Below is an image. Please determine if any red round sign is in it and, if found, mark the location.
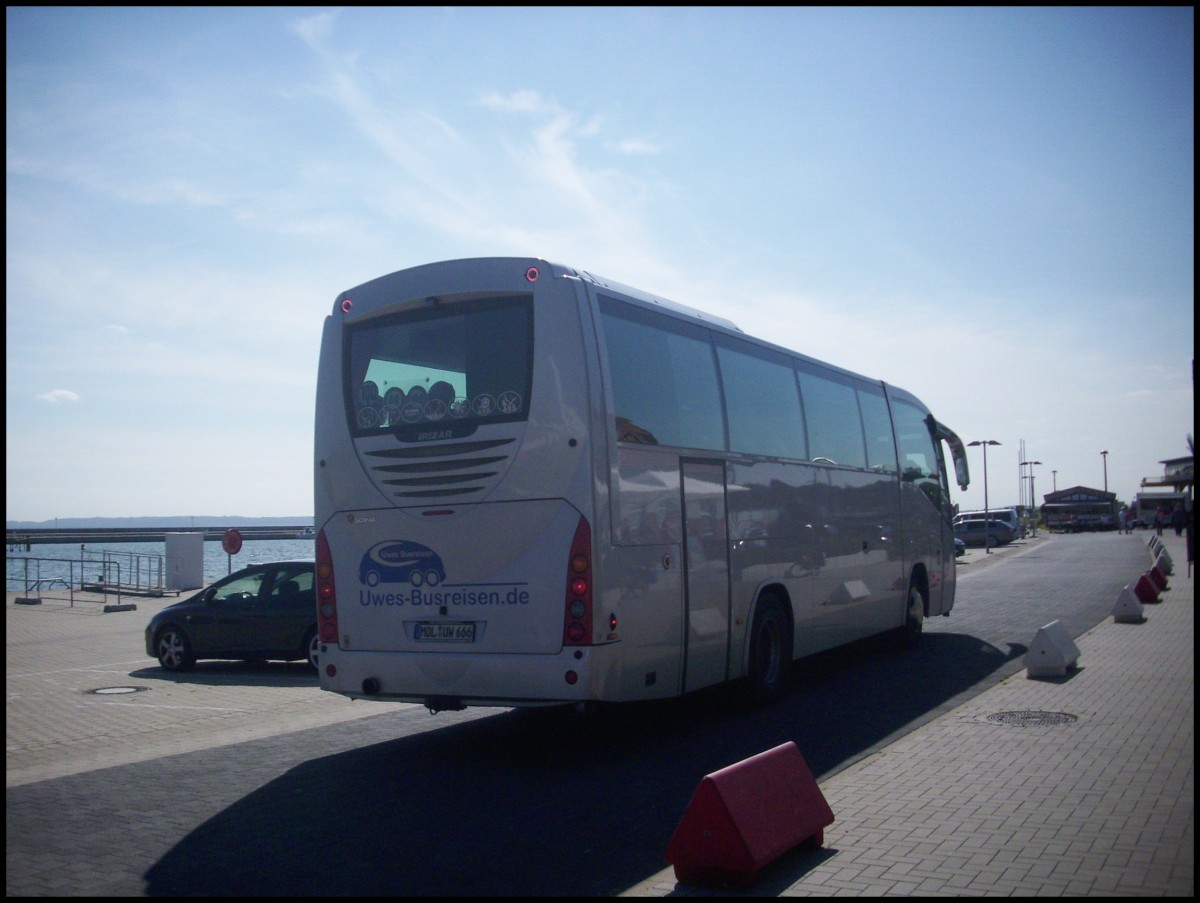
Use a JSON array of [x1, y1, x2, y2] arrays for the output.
[[221, 528, 243, 555]]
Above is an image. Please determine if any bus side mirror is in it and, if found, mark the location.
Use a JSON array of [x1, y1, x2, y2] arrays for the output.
[[954, 458, 970, 491]]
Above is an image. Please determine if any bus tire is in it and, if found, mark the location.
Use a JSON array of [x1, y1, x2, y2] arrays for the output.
[[901, 580, 925, 648], [745, 593, 792, 707]]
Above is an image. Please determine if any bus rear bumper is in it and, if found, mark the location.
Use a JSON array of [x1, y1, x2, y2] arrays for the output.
[[317, 645, 600, 709]]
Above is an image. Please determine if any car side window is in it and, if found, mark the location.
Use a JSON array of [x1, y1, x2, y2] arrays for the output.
[[268, 566, 315, 607], [211, 570, 265, 606]]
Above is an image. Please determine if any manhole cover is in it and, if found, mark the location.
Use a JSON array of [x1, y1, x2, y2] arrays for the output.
[[986, 710, 1077, 727], [88, 686, 149, 696]]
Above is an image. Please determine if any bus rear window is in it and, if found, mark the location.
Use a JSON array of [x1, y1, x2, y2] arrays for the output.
[[345, 294, 533, 439]]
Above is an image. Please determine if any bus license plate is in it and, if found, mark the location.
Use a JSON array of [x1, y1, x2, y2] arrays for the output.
[[414, 622, 475, 643]]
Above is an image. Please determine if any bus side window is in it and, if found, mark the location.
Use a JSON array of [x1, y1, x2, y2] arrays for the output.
[[715, 336, 807, 460], [893, 399, 951, 516], [795, 364, 867, 468], [858, 384, 898, 473], [599, 295, 723, 451]]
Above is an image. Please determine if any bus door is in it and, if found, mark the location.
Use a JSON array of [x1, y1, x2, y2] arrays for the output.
[[680, 459, 732, 693]]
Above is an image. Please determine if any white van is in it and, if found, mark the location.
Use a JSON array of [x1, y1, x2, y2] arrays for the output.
[[955, 508, 1024, 539]]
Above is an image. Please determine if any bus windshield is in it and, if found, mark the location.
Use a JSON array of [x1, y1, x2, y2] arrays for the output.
[[344, 294, 533, 438]]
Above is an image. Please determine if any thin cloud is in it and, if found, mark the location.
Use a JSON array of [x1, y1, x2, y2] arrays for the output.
[[614, 138, 660, 155], [478, 89, 547, 115], [35, 389, 80, 404], [291, 17, 667, 264]]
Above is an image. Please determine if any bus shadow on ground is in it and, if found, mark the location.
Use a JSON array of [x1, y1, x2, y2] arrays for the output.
[[143, 631, 1022, 897]]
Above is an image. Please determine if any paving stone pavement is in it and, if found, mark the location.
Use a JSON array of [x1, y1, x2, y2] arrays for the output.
[[622, 532, 1194, 896], [5, 591, 415, 790], [6, 533, 1193, 896]]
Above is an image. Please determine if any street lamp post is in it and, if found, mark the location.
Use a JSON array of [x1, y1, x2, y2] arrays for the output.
[[968, 440, 1002, 553], [1022, 461, 1042, 536], [1101, 450, 1112, 526]]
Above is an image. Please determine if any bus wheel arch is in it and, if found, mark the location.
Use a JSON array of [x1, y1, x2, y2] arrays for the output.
[[744, 587, 794, 706]]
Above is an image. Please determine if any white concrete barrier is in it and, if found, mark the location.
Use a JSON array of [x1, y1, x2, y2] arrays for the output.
[[1024, 619, 1081, 677], [1112, 586, 1145, 624]]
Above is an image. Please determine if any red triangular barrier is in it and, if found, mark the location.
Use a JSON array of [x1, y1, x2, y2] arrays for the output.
[[1133, 573, 1160, 603], [1150, 563, 1170, 591], [664, 741, 833, 886]]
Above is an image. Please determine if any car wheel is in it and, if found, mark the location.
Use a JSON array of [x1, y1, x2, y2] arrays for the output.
[[745, 593, 792, 707], [901, 580, 925, 648], [156, 625, 196, 672], [304, 627, 319, 671]]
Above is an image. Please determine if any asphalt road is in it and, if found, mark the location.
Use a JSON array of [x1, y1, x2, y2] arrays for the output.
[[6, 531, 1148, 896]]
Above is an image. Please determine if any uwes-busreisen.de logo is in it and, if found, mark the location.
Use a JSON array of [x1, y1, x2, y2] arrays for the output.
[[357, 540, 528, 608]]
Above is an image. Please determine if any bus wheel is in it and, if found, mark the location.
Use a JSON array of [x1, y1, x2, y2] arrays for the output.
[[901, 581, 925, 648], [746, 593, 792, 707]]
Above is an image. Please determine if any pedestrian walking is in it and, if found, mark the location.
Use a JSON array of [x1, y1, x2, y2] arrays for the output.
[[1155, 506, 1166, 536], [1171, 503, 1186, 538]]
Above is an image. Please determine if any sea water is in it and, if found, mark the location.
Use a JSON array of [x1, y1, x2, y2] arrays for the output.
[[6, 537, 317, 593]]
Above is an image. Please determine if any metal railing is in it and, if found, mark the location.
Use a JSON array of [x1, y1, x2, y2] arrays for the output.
[[8, 557, 119, 607], [7, 548, 167, 608], [82, 548, 166, 595]]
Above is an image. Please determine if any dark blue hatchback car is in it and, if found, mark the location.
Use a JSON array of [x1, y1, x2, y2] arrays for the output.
[[145, 560, 317, 672]]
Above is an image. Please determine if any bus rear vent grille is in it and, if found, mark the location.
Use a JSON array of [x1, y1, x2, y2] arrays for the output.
[[364, 438, 516, 499]]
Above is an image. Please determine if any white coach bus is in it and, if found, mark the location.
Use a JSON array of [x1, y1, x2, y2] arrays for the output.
[[314, 258, 969, 712]]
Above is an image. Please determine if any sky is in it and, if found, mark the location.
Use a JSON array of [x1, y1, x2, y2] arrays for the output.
[[6, 7, 1194, 522]]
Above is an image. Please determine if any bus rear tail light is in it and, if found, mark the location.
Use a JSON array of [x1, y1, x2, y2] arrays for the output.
[[563, 517, 593, 646], [316, 530, 339, 647]]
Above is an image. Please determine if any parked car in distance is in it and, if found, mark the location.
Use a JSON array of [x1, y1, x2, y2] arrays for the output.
[[145, 560, 317, 672], [954, 537, 967, 557], [954, 517, 1016, 548], [956, 507, 1024, 539]]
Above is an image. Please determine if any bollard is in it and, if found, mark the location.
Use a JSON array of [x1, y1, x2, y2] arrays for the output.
[[1133, 572, 1160, 603], [1147, 566, 1169, 593], [1112, 586, 1145, 623], [665, 741, 833, 887], [1024, 619, 1081, 677]]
